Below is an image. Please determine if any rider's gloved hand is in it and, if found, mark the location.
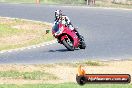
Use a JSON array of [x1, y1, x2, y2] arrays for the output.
[[69, 25, 74, 30]]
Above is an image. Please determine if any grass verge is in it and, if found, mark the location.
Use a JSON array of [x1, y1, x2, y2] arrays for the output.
[[0, 60, 131, 84], [95, 1, 132, 9], [56, 60, 105, 67], [0, 0, 86, 5], [0, 0, 132, 9], [0, 71, 58, 80], [0, 17, 54, 51], [0, 83, 131, 88]]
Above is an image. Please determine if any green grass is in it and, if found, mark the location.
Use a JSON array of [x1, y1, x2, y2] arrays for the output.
[[0, 83, 131, 88], [0, 17, 54, 51], [95, 1, 132, 9], [1, 0, 132, 9], [41, 0, 86, 5], [0, 71, 58, 80], [56, 60, 105, 67], [0, 33, 53, 51], [0, 24, 23, 37], [0, 0, 35, 3], [83, 60, 104, 66], [0, 0, 86, 4]]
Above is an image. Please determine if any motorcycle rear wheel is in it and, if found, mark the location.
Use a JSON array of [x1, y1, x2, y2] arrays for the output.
[[62, 38, 74, 51]]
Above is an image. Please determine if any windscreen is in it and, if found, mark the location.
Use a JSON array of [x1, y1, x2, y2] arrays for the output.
[[52, 23, 59, 33]]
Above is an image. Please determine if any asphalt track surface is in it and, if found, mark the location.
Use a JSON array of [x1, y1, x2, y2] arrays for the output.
[[0, 3, 132, 64]]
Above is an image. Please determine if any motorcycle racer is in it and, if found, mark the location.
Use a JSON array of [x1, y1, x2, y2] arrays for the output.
[[52, 10, 86, 51], [54, 10, 81, 38]]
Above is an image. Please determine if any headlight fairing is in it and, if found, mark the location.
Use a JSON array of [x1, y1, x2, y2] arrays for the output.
[[54, 26, 64, 36]]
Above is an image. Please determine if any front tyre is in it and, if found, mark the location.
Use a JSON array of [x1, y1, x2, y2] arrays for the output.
[[79, 35, 86, 49], [79, 41, 86, 49], [62, 38, 74, 51]]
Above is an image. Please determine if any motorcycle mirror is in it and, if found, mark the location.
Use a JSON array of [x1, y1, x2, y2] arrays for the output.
[[75, 27, 78, 29]]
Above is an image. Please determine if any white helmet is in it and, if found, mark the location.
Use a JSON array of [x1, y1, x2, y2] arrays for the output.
[[55, 10, 62, 19]]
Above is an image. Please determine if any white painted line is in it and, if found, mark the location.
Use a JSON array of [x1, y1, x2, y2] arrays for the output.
[[0, 52, 4, 54], [0, 40, 57, 54], [27, 47, 31, 49], [46, 44, 50, 45], [8, 50, 12, 53], [49, 42, 54, 44], [113, 59, 120, 61], [32, 46, 37, 48], [37, 46, 40, 48], [101, 59, 109, 62], [20, 48, 24, 51], [41, 45, 45, 46]]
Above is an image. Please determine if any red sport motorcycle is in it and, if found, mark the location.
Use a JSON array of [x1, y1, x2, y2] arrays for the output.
[[52, 22, 86, 51]]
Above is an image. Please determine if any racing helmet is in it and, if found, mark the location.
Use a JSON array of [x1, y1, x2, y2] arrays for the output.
[[55, 10, 62, 19]]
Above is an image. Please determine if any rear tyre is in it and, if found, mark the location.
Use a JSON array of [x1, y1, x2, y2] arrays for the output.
[[62, 38, 74, 51]]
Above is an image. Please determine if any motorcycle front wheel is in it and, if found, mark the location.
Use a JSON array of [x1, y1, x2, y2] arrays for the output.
[[62, 38, 75, 51], [79, 35, 86, 49]]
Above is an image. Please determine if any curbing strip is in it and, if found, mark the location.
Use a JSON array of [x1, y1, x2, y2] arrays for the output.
[[0, 40, 57, 54]]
